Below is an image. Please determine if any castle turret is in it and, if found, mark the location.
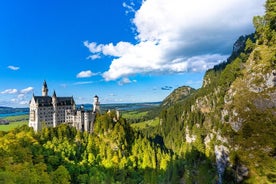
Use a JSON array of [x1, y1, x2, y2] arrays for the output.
[[52, 90, 57, 127], [42, 80, 48, 96], [93, 95, 100, 113], [84, 111, 91, 132]]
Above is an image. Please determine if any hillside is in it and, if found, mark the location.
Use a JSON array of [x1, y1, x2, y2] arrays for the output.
[[153, 1, 276, 183], [0, 106, 29, 116], [161, 86, 195, 108]]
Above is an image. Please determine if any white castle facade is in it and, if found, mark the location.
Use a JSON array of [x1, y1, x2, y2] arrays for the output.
[[29, 81, 100, 132]]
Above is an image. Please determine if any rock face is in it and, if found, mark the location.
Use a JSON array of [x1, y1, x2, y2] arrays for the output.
[[232, 35, 247, 54], [215, 145, 229, 184], [185, 127, 196, 143], [266, 70, 276, 87], [236, 165, 249, 183]]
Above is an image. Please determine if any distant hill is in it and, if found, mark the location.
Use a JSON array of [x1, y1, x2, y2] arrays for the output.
[[161, 86, 195, 108], [0, 107, 29, 115]]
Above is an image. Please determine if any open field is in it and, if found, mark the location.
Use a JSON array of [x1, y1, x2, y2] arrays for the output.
[[0, 115, 28, 131], [0, 121, 28, 131], [131, 118, 160, 130], [122, 110, 148, 119]]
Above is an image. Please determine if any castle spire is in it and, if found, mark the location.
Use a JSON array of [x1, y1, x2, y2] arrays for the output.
[[93, 95, 100, 113], [53, 90, 56, 98], [42, 80, 48, 96]]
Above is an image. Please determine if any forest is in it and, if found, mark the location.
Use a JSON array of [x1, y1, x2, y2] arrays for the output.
[[0, 112, 177, 184]]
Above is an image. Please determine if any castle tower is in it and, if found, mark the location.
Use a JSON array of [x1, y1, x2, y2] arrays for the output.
[[93, 95, 100, 113], [52, 90, 57, 127], [42, 80, 48, 96], [84, 112, 90, 132]]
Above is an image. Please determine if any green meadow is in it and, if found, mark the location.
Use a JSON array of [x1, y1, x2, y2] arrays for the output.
[[131, 118, 160, 130], [0, 115, 28, 131]]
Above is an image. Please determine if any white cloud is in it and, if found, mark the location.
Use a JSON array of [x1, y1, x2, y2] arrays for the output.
[[17, 94, 25, 99], [118, 77, 134, 86], [20, 87, 34, 94], [85, 0, 265, 81], [84, 41, 102, 53], [76, 70, 98, 78], [0, 86, 34, 107], [73, 81, 93, 85], [8, 65, 20, 71], [122, 2, 136, 14], [84, 41, 134, 58], [11, 98, 17, 102], [1, 87, 33, 95], [1, 89, 18, 94], [19, 101, 29, 105], [87, 54, 101, 60]]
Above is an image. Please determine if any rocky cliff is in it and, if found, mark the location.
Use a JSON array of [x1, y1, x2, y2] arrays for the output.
[[157, 1, 276, 183]]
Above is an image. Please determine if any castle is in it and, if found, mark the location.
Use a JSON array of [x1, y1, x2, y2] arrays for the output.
[[29, 81, 100, 132]]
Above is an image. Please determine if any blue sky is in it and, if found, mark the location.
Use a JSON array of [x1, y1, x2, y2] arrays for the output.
[[0, 0, 265, 107]]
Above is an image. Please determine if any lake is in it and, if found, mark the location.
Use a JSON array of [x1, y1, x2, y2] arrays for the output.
[[0, 111, 29, 118]]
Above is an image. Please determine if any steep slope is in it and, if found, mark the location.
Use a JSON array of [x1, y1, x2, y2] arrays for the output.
[[156, 1, 276, 183]]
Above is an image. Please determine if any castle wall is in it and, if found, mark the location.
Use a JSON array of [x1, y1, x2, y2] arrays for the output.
[[29, 98, 39, 131], [55, 105, 73, 125], [37, 106, 54, 127]]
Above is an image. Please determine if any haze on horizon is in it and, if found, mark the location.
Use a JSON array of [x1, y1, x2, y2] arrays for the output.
[[0, 0, 265, 107]]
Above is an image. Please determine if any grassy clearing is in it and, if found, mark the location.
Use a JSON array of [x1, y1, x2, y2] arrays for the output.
[[122, 111, 148, 119], [3, 114, 28, 122], [0, 121, 28, 131], [131, 118, 160, 130], [0, 115, 29, 131]]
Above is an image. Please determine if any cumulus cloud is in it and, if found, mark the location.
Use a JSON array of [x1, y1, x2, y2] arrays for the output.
[[85, 0, 265, 81], [19, 101, 29, 105], [73, 81, 93, 85], [17, 94, 25, 99], [76, 70, 98, 78], [87, 54, 101, 60], [1, 89, 18, 94], [122, 1, 136, 14], [118, 77, 136, 86], [20, 87, 34, 94], [8, 65, 20, 71], [0, 86, 34, 107], [1, 87, 33, 95]]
